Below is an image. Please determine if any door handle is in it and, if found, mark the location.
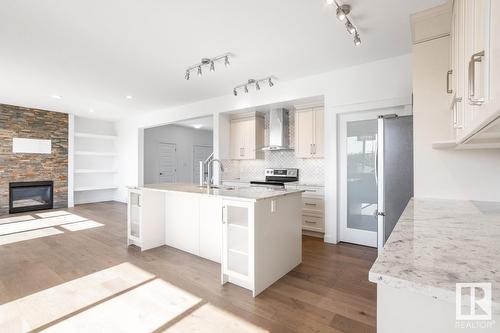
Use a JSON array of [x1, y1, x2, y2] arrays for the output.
[[468, 51, 485, 105], [446, 70, 453, 94]]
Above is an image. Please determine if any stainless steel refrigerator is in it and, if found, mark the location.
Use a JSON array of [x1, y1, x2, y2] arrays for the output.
[[376, 115, 414, 253]]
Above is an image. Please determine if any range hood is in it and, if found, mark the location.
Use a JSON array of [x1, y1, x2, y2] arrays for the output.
[[259, 108, 293, 151]]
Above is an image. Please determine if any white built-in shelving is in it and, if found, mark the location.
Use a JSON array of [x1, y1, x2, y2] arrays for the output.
[[73, 117, 118, 204]]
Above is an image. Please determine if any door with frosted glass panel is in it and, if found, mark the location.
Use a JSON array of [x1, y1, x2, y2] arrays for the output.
[[339, 112, 379, 247]]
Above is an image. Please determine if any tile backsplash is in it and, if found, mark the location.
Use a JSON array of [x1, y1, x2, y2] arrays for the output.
[[222, 109, 324, 186]]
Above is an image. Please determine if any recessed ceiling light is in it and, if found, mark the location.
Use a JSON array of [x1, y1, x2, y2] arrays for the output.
[[125, 95, 133, 99], [51, 95, 62, 99], [326, 0, 335, 4], [89, 108, 95, 113], [193, 124, 202, 129]]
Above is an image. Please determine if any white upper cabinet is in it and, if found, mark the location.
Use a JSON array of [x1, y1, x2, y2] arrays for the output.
[[294, 107, 324, 158], [229, 113, 264, 160], [415, 0, 500, 149]]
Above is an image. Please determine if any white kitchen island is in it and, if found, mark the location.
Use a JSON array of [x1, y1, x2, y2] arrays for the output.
[[127, 183, 303, 297]]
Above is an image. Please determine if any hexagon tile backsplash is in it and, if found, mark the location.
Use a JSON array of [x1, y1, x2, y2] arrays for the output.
[[222, 151, 324, 186]]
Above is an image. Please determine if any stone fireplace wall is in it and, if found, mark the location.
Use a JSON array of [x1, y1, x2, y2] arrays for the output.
[[0, 104, 68, 215]]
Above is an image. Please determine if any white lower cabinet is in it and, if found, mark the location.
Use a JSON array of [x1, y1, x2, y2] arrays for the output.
[[285, 184, 325, 235], [165, 192, 200, 255], [164, 192, 222, 263], [221, 200, 253, 291], [199, 196, 222, 263], [127, 188, 166, 251]]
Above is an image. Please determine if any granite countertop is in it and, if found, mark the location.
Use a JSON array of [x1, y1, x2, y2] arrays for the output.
[[369, 198, 500, 309], [140, 183, 304, 201]]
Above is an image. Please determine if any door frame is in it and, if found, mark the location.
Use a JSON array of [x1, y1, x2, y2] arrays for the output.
[[158, 142, 177, 183], [338, 110, 380, 247], [338, 106, 412, 247], [192, 144, 213, 183]]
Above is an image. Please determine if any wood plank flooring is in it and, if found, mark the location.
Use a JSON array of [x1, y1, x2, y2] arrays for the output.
[[0, 201, 377, 333]]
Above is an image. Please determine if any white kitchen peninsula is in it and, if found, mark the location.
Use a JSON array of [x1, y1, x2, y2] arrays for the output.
[[127, 183, 303, 296]]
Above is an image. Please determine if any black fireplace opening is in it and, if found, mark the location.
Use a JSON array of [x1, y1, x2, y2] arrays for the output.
[[9, 181, 54, 214]]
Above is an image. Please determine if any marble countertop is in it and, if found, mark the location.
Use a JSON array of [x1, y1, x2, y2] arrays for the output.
[[139, 183, 304, 201], [369, 198, 500, 308]]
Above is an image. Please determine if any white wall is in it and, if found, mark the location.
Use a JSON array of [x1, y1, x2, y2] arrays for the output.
[[413, 37, 500, 202], [115, 54, 413, 244], [144, 124, 213, 184]]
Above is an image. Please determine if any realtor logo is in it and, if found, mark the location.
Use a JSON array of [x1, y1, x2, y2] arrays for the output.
[[456, 283, 492, 321]]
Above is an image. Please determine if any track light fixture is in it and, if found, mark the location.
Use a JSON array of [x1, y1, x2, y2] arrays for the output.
[[185, 53, 233, 80], [336, 5, 349, 21], [233, 77, 277, 96], [329, 1, 361, 46], [345, 20, 356, 34], [354, 33, 361, 46]]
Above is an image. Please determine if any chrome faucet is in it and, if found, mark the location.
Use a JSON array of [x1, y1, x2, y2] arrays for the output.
[[207, 159, 224, 190]]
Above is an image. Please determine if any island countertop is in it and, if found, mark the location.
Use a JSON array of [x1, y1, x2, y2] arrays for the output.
[[369, 198, 500, 308], [138, 183, 304, 201]]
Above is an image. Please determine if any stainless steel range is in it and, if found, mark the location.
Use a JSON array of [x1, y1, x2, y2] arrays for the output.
[[250, 168, 299, 189]]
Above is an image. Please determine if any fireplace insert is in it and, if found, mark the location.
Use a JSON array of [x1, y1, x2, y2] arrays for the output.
[[9, 181, 54, 214]]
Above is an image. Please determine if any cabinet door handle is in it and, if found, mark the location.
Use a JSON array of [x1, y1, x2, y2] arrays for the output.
[[305, 203, 317, 206], [239, 148, 244, 157], [304, 220, 316, 224], [468, 51, 485, 105], [310, 143, 313, 155], [446, 70, 453, 94]]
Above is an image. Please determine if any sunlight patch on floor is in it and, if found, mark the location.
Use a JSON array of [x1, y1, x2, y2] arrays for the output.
[[0, 214, 88, 236], [41, 279, 202, 333], [0, 215, 35, 225], [0, 263, 154, 332], [59, 220, 104, 231], [36, 211, 71, 218], [164, 303, 269, 333], [0, 227, 63, 246]]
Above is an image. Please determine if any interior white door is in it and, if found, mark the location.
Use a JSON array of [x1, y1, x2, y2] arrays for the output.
[[339, 111, 381, 247], [192, 145, 213, 183], [158, 142, 176, 183]]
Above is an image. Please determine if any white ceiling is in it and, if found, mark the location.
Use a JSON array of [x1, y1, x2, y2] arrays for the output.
[[0, 0, 445, 120], [174, 116, 214, 131]]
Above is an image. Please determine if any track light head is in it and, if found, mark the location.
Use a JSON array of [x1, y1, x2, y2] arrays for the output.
[[224, 56, 230, 67], [336, 4, 350, 21], [244, 85, 249, 93], [354, 33, 361, 46], [268, 78, 274, 87], [346, 20, 356, 34], [197, 66, 202, 76], [256, 81, 261, 90], [210, 61, 215, 72], [233, 89, 238, 96], [185, 70, 190, 80]]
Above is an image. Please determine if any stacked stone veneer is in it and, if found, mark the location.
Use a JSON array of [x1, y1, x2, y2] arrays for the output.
[[0, 104, 68, 215]]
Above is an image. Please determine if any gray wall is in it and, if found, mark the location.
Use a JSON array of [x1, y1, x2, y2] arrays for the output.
[[144, 124, 213, 184]]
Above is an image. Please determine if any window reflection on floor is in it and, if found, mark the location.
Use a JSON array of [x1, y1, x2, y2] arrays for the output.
[[0, 211, 106, 245], [0, 263, 268, 333]]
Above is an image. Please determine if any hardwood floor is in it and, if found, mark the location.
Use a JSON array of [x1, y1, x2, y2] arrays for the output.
[[0, 202, 377, 333]]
